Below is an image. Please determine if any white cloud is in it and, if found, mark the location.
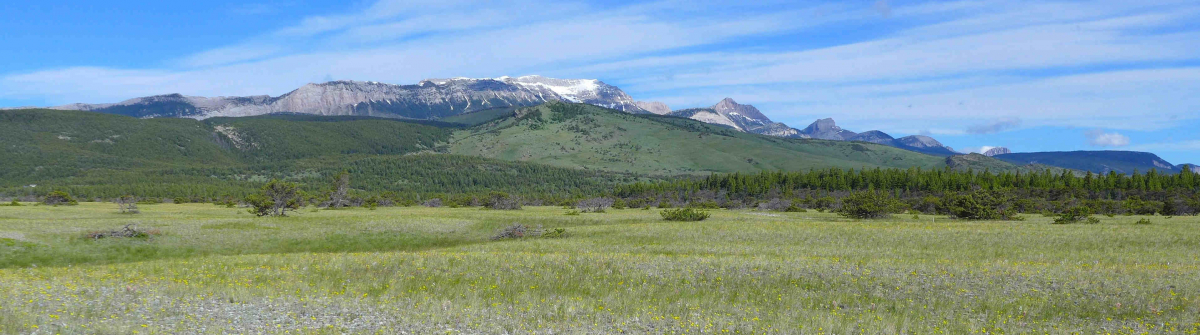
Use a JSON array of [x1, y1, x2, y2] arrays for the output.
[[1085, 130, 1131, 147]]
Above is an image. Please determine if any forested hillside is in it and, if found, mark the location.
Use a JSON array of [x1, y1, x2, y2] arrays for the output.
[[450, 102, 948, 175], [0, 109, 643, 200]]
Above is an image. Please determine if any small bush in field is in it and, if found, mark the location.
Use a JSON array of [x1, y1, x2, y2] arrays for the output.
[[837, 191, 903, 219], [43, 191, 77, 206], [541, 228, 567, 238], [491, 224, 531, 240], [943, 191, 1019, 220], [1135, 218, 1153, 225], [8, 199, 20, 206], [758, 199, 791, 212], [576, 197, 614, 213], [661, 208, 710, 222], [490, 224, 565, 240], [173, 197, 186, 204], [1053, 206, 1100, 224], [484, 192, 522, 210]]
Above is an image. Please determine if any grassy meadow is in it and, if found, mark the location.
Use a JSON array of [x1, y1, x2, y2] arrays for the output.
[[1, 203, 1198, 334]]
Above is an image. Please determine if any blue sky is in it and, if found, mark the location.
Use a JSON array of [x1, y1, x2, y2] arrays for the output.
[[2, 0, 1198, 164]]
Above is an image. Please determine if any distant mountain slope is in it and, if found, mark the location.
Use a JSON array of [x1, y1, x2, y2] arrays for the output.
[[667, 98, 800, 137], [946, 153, 1076, 175], [995, 151, 1182, 174], [894, 135, 959, 156], [48, 76, 646, 119], [449, 102, 946, 175]]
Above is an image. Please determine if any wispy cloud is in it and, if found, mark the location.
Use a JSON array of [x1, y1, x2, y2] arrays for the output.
[[966, 117, 1022, 135]]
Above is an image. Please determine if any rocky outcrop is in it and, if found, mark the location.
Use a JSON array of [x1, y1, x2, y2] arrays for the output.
[[982, 147, 1012, 157], [635, 101, 672, 115]]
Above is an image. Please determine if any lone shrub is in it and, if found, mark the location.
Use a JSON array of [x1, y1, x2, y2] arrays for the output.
[[541, 227, 567, 238], [484, 192, 522, 210], [943, 190, 1019, 220], [43, 191, 77, 206], [576, 197, 614, 213], [491, 224, 561, 240], [8, 199, 19, 206], [1053, 206, 1100, 224], [173, 197, 186, 204], [491, 224, 530, 240], [423, 198, 443, 207], [246, 179, 302, 217], [837, 190, 903, 219], [1135, 218, 1153, 225], [115, 195, 140, 214], [758, 199, 791, 212], [86, 224, 158, 239], [661, 208, 710, 221]]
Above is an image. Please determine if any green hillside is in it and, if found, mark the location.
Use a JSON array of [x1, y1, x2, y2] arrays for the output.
[[449, 102, 946, 175], [0, 109, 637, 199], [945, 153, 1079, 175]]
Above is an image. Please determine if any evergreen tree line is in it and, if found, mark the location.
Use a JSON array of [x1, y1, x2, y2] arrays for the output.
[[614, 167, 1200, 216]]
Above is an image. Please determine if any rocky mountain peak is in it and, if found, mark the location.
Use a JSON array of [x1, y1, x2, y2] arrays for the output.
[[711, 98, 769, 121], [799, 118, 856, 140]]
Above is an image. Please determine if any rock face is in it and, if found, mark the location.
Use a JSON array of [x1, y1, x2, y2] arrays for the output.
[[982, 147, 1012, 157], [634, 101, 672, 115], [798, 118, 857, 140], [51, 75, 646, 119], [667, 98, 800, 137]]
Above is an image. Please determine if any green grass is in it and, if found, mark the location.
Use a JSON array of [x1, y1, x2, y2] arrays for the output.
[[1, 203, 1198, 333]]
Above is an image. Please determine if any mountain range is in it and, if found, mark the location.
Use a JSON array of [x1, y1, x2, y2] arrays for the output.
[[41, 76, 646, 119], [13, 75, 1193, 175], [37, 76, 958, 155]]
